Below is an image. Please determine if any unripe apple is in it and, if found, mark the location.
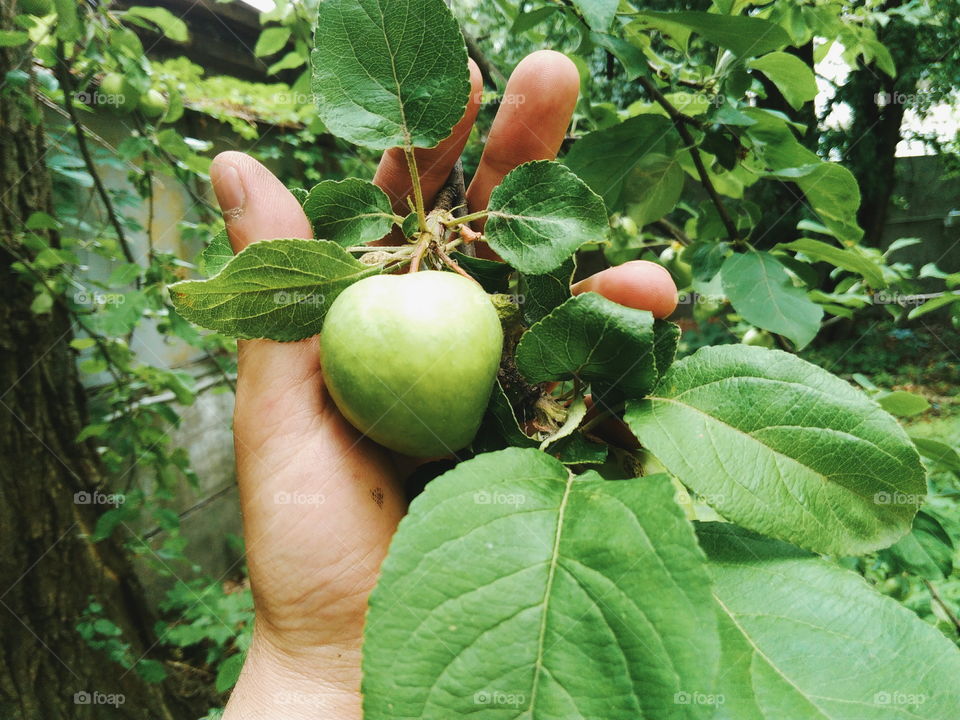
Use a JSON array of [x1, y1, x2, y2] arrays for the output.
[[140, 88, 168, 119], [741, 327, 775, 348], [99, 73, 139, 114], [320, 271, 503, 457], [659, 242, 693, 288]]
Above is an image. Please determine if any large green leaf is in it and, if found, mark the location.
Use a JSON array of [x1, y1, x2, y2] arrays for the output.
[[698, 523, 960, 719], [485, 161, 608, 274], [625, 153, 685, 228], [777, 237, 886, 288], [748, 52, 817, 110], [171, 239, 377, 341], [515, 292, 657, 399], [311, 0, 470, 150], [302, 179, 395, 247], [721, 250, 823, 349], [635, 11, 790, 57], [794, 163, 864, 246], [564, 115, 675, 211], [364, 448, 720, 719], [625, 345, 926, 556]]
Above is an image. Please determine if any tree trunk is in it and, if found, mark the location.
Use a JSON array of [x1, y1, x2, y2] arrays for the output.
[[0, 5, 206, 719]]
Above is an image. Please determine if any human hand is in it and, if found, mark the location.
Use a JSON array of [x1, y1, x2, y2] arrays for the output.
[[216, 51, 677, 719]]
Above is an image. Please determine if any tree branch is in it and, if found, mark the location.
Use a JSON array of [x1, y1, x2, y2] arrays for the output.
[[54, 43, 138, 268], [924, 579, 960, 637], [638, 75, 740, 243], [464, 31, 506, 89]]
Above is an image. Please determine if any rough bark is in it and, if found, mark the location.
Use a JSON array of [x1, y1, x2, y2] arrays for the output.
[[0, 5, 206, 718]]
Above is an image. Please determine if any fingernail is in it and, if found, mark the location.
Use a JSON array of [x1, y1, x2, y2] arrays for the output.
[[212, 164, 244, 222]]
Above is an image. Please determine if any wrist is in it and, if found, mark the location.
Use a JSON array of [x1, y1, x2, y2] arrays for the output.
[[223, 628, 362, 719]]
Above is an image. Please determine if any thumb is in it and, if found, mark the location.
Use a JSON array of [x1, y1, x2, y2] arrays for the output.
[[210, 152, 327, 447]]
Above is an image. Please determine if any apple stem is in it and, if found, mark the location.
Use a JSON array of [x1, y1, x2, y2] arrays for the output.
[[409, 240, 429, 273]]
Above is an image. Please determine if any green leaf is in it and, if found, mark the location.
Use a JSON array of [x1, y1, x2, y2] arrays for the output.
[[652, 319, 681, 380], [0, 31, 29, 47], [52, 0, 81, 41], [748, 52, 817, 110], [311, 0, 470, 150], [794, 163, 864, 245], [635, 11, 790, 57], [699, 522, 960, 719], [254, 26, 290, 57], [910, 435, 960, 473], [625, 153, 685, 227], [302, 179, 394, 247], [215, 653, 245, 693], [449, 252, 513, 294], [564, 115, 675, 211], [198, 228, 232, 277], [572, 0, 618, 31], [516, 292, 657, 399], [590, 32, 648, 79], [364, 449, 720, 719], [472, 381, 538, 454], [876, 390, 930, 417], [884, 510, 954, 580], [778, 237, 886, 288], [721, 250, 822, 349], [518, 257, 576, 325], [625, 345, 926, 556], [267, 50, 306, 75], [908, 291, 960, 319], [125, 6, 189, 42], [485, 161, 608, 274], [134, 658, 168, 683], [170, 239, 378, 341]]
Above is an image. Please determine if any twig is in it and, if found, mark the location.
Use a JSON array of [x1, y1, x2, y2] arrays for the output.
[[438, 246, 477, 281], [434, 161, 477, 257], [463, 31, 507, 89], [638, 75, 740, 243], [924, 579, 960, 636], [655, 218, 691, 246], [53, 42, 139, 268]]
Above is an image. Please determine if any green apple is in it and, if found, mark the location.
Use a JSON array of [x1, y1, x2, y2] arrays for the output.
[[659, 242, 693, 288], [140, 88, 168, 119], [741, 327, 775, 347], [320, 271, 503, 457], [99, 73, 139, 114]]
